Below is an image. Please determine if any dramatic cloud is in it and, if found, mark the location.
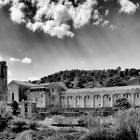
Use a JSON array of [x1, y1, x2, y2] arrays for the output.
[[9, 57, 32, 64], [0, 0, 139, 38], [10, 2, 25, 24], [119, 0, 139, 14]]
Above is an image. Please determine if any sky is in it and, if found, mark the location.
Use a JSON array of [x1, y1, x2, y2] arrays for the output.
[[0, 0, 140, 82]]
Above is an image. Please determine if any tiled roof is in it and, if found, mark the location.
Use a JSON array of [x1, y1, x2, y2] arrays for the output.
[[9, 80, 36, 87], [29, 82, 67, 90], [66, 85, 140, 93], [30, 86, 48, 89]]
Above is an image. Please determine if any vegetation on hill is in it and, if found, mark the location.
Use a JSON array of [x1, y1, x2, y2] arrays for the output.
[[31, 67, 140, 88]]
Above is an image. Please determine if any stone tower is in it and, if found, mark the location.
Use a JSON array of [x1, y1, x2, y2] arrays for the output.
[[0, 61, 7, 101]]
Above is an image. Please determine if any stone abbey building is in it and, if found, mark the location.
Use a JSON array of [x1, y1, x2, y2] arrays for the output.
[[8, 80, 140, 109]]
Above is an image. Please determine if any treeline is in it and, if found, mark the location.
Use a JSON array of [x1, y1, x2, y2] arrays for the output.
[[31, 67, 140, 88]]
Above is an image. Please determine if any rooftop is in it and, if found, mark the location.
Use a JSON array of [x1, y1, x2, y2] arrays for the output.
[[66, 85, 140, 93], [9, 80, 36, 87]]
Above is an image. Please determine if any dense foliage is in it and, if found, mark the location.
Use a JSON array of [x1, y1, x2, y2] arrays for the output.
[[10, 118, 39, 133], [113, 98, 131, 111], [31, 67, 140, 88], [11, 100, 19, 116]]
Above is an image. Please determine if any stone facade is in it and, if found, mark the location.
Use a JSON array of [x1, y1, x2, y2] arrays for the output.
[[8, 80, 35, 103], [60, 85, 140, 108], [20, 101, 36, 119], [0, 61, 7, 101], [28, 82, 65, 108]]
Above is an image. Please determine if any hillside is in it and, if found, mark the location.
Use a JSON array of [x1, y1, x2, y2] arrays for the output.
[[31, 67, 140, 89]]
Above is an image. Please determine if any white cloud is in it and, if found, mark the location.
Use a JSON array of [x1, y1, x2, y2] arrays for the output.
[[54, 4, 71, 24], [9, 57, 32, 64], [0, 0, 139, 38], [119, 0, 138, 14], [0, 0, 10, 7], [27, 76, 39, 81], [9, 57, 20, 62], [69, 0, 97, 28], [21, 57, 32, 64], [10, 2, 25, 24]]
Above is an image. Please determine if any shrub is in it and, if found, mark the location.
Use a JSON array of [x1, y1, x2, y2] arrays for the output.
[[0, 115, 9, 131], [113, 98, 131, 111], [114, 108, 140, 140], [78, 117, 88, 127], [0, 112, 13, 132], [79, 108, 140, 140], [78, 114, 101, 128], [11, 101, 19, 116], [28, 121, 39, 130], [10, 118, 40, 133], [0, 129, 17, 140], [53, 115, 65, 125], [10, 118, 28, 133]]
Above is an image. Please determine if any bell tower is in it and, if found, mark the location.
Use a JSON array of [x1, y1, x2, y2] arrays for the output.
[[0, 61, 7, 101]]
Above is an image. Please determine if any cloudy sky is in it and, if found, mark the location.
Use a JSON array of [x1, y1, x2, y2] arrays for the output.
[[0, 0, 140, 82]]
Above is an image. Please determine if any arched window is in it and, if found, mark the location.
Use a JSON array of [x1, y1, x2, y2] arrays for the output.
[[12, 92, 14, 100], [52, 88, 54, 92]]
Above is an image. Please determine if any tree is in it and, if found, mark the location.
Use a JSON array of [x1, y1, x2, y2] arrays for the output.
[[105, 77, 126, 87], [113, 98, 131, 111], [11, 100, 19, 116]]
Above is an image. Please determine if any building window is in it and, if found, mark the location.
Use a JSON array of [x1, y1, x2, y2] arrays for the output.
[[25, 103, 28, 107], [41, 94, 43, 97], [12, 92, 14, 100], [52, 96, 54, 101], [36, 98, 37, 103], [52, 88, 54, 92], [41, 101, 42, 104], [43, 89, 46, 92], [25, 108, 28, 112]]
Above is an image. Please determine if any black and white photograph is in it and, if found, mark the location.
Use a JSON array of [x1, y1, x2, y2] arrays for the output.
[[0, 0, 140, 139]]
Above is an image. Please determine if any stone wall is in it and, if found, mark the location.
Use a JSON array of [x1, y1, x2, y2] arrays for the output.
[[8, 84, 19, 102], [30, 89, 46, 108], [0, 61, 7, 101], [60, 87, 140, 108]]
